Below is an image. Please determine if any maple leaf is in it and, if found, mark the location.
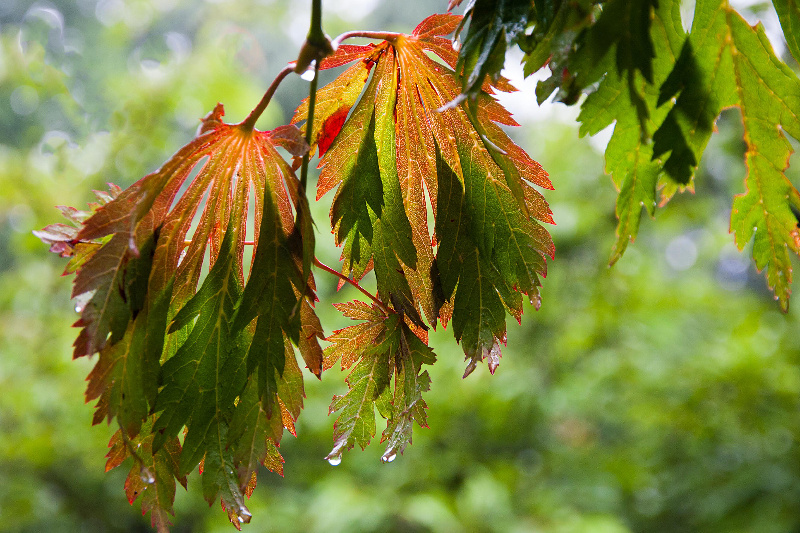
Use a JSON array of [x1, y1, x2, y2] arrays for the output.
[[104, 418, 187, 533], [651, 0, 800, 309], [449, 0, 533, 98], [323, 301, 435, 463], [38, 103, 322, 527], [773, 0, 800, 65], [577, 0, 686, 263], [294, 13, 554, 372]]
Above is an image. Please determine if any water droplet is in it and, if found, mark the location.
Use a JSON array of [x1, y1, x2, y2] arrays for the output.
[[327, 454, 342, 466], [139, 466, 155, 484], [452, 39, 462, 52], [381, 449, 397, 463], [301, 62, 317, 81], [237, 506, 252, 524], [74, 304, 83, 313]]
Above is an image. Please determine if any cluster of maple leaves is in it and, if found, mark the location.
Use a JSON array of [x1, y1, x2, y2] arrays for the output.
[[35, 0, 800, 530], [36, 11, 553, 531]]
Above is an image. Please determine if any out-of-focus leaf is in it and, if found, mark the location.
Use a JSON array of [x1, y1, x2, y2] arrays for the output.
[[450, 0, 534, 98], [652, 0, 800, 309], [773, 0, 800, 64]]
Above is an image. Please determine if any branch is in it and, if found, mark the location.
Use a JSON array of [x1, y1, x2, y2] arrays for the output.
[[331, 30, 402, 49], [298, 0, 331, 192], [313, 257, 391, 314], [240, 63, 296, 132]]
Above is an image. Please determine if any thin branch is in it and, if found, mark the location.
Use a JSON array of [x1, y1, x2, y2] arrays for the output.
[[313, 257, 391, 314], [298, 0, 328, 192], [299, 60, 319, 193], [331, 30, 401, 49], [240, 63, 296, 132], [308, 0, 325, 45]]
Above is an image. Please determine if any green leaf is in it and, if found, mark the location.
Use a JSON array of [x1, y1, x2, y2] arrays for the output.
[[652, 0, 800, 308], [773, 0, 800, 65], [454, 0, 533, 98], [324, 306, 434, 463], [153, 217, 245, 457], [578, 0, 686, 263]]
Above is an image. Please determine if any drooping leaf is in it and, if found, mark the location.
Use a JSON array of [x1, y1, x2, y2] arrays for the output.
[[294, 13, 554, 372], [105, 418, 187, 533], [773, 0, 800, 65], [577, 0, 686, 263], [324, 302, 435, 463], [651, 0, 800, 309], [38, 103, 319, 527], [450, 0, 534, 98]]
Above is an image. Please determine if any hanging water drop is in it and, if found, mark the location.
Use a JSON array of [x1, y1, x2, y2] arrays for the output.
[[301, 62, 317, 81], [452, 39, 462, 52], [381, 448, 397, 463], [327, 454, 342, 466], [74, 304, 82, 313], [237, 505, 252, 524], [139, 466, 155, 485]]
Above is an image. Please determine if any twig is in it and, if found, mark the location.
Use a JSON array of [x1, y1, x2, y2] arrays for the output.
[[240, 63, 296, 132], [313, 257, 391, 314], [331, 30, 401, 49]]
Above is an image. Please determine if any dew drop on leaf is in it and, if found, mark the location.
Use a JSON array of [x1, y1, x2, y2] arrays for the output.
[[327, 454, 342, 466], [74, 304, 82, 313], [236, 506, 252, 524], [380, 448, 397, 463], [301, 62, 317, 81], [139, 466, 155, 485]]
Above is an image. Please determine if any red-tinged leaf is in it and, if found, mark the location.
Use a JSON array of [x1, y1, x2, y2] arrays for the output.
[[320, 44, 375, 69], [299, 297, 324, 377], [324, 301, 387, 371], [297, 14, 553, 370], [295, 56, 374, 160], [42, 100, 320, 525], [105, 419, 186, 533], [412, 12, 461, 39], [325, 308, 435, 463], [317, 107, 349, 159], [32, 223, 78, 255]]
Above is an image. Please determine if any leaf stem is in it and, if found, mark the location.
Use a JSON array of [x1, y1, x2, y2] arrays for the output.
[[299, 63, 319, 193], [240, 63, 296, 132], [331, 30, 402, 49], [298, 0, 329, 192], [313, 257, 390, 314]]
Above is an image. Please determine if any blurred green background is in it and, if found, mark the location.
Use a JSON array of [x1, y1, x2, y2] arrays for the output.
[[2, 1, 800, 532]]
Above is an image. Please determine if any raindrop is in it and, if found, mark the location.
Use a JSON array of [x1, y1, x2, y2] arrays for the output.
[[486, 341, 501, 375], [300, 62, 317, 81], [139, 466, 155, 484], [74, 304, 83, 313], [380, 449, 397, 463], [237, 506, 252, 524], [327, 454, 342, 466], [452, 39, 462, 52]]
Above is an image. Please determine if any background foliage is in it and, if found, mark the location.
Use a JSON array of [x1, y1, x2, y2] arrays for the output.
[[2, 0, 800, 531]]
